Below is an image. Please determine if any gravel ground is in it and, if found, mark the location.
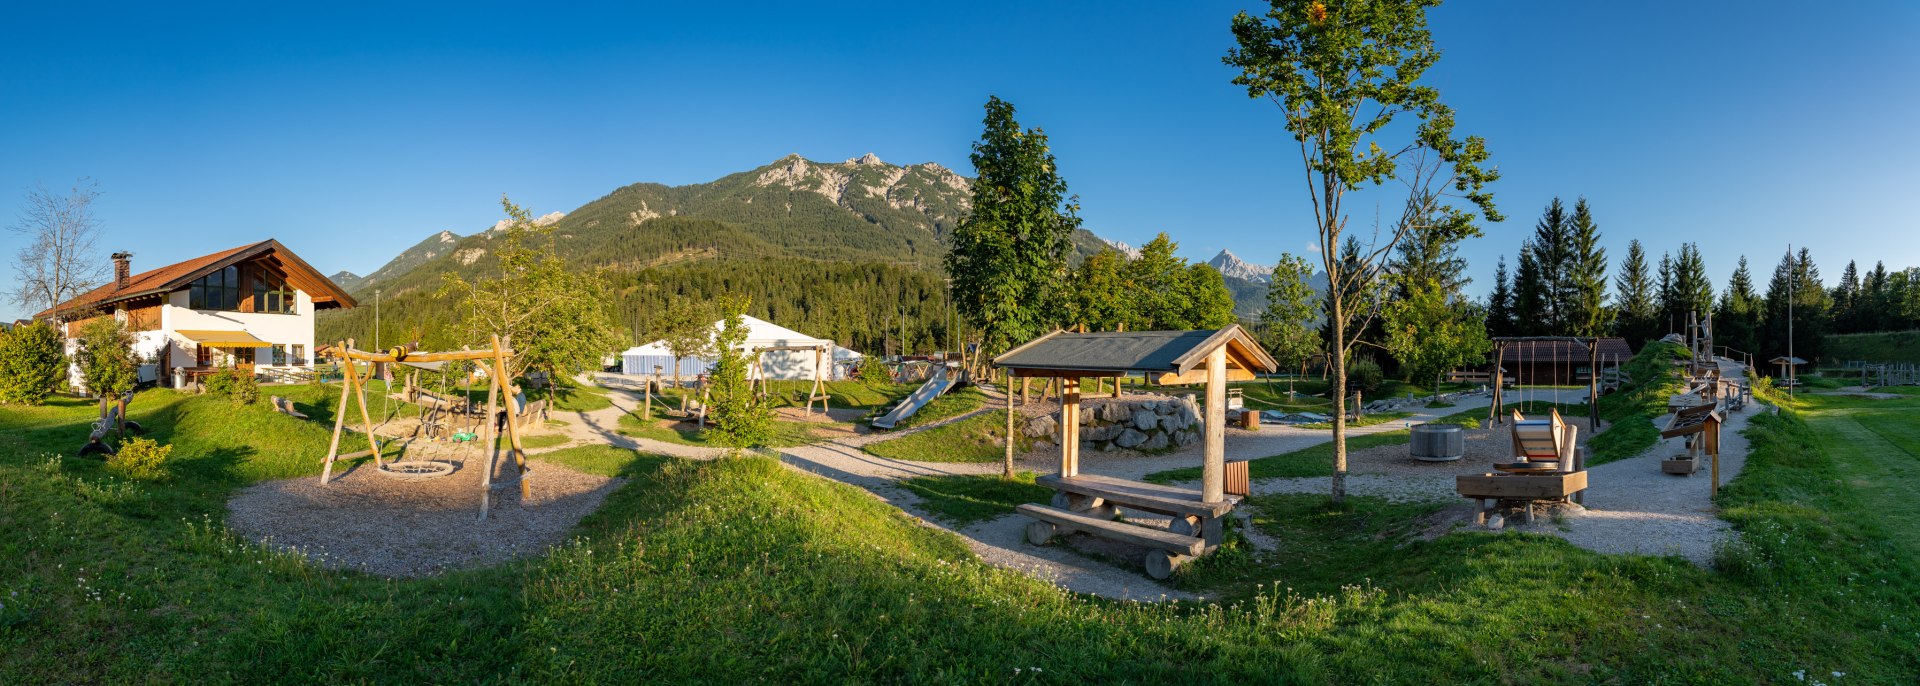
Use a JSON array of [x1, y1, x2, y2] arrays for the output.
[[227, 450, 621, 577], [1224, 417, 1598, 502], [1536, 358, 1758, 565]]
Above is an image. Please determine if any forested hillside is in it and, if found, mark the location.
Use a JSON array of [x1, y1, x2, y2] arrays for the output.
[[317, 154, 1118, 354]]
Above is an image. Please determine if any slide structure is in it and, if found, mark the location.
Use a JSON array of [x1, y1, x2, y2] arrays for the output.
[[871, 364, 956, 429]]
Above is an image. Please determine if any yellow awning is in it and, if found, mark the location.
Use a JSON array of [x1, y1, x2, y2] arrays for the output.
[[177, 329, 272, 348]]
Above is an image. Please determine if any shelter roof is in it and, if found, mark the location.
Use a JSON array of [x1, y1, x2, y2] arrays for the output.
[[993, 326, 1277, 377], [1499, 337, 1634, 363]]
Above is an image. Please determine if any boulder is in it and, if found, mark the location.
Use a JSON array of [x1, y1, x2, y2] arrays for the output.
[[1023, 415, 1057, 438], [1079, 409, 1096, 426], [1114, 428, 1148, 449], [1099, 401, 1128, 423], [1141, 432, 1170, 451], [1174, 429, 1197, 446], [1084, 424, 1116, 442], [1133, 410, 1159, 432]]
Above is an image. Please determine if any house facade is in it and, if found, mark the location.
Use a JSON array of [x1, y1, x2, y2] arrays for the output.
[[35, 240, 356, 389]]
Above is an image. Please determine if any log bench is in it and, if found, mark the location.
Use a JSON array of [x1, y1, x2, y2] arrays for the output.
[[1017, 503, 1204, 579]]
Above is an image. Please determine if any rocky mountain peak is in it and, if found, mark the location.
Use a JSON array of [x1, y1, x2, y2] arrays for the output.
[[1208, 249, 1271, 283], [847, 152, 884, 166]]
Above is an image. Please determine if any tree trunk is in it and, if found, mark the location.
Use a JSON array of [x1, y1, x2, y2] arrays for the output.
[[1004, 376, 1016, 479], [1331, 288, 1348, 506]]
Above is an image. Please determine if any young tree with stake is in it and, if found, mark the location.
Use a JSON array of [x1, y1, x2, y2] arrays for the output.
[[1226, 0, 1500, 504]]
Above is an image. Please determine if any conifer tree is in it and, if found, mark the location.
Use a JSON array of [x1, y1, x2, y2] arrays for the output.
[[1485, 255, 1515, 338], [1564, 198, 1611, 337], [1831, 260, 1861, 334], [1654, 251, 1676, 336], [1666, 243, 1715, 337], [1613, 239, 1657, 347], [1526, 198, 1573, 331], [1511, 248, 1546, 336], [1714, 256, 1761, 358]]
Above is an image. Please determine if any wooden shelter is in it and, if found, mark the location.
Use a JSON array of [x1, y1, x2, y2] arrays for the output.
[[318, 334, 530, 519], [994, 326, 1277, 579]]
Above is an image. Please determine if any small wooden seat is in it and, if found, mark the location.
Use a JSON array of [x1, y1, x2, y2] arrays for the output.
[[1508, 408, 1567, 461]]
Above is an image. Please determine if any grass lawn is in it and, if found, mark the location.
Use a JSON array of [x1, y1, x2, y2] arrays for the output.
[[760, 379, 914, 412], [898, 471, 1052, 526], [614, 411, 827, 448], [496, 432, 573, 450], [530, 378, 615, 413], [861, 409, 1032, 463], [1824, 328, 1920, 364], [3, 376, 1918, 682], [887, 387, 988, 430], [1294, 410, 1415, 430]]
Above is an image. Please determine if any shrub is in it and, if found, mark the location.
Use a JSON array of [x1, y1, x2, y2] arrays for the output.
[[859, 355, 892, 384], [204, 367, 260, 405], [1347, 357, 1384, 395], [108, 437, 173, 480], [0, 321, 67, 405], [76, 316, 137, 398]]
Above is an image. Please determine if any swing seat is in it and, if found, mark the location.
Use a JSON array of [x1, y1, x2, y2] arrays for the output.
[[1506, 408, 1571, 472]]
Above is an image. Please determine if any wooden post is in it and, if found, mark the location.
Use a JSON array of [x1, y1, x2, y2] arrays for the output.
[[1059, 377, 1081, 477], [1112, 375, 1122, 399], [1588, 339, 1601, 430], [321, 341, 352, 484], [1202, 346, 1227, 504], [1021, 377, 1030, 405], [489, 334, 530, 500], [478, 369, 500, 520], [1005, 372, 1017, 477], [1489, 342, 1506, 426], [342, 353, 384, 468], [642, 379, 653, 421]]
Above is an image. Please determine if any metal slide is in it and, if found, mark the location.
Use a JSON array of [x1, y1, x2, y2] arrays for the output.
[[871, 364, 955, 429]]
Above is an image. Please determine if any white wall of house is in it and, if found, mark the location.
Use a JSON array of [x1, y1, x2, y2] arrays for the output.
[[160, 289, 318, 369]]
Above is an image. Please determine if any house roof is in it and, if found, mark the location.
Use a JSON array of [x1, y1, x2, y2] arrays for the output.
[[35, 239, 356, 319], [993, 325, 1278, 377], [1498, 337, 1634, 364]]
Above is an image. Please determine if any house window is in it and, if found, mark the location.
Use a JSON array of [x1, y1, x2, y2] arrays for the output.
[[188, 266, 242, 311], [196, 345, 213, 367], [252, 269, 297, 314], [291, 344, 306, 365], [271, 344, 287, 365]]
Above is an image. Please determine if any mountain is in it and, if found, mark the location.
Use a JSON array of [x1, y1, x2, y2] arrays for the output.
[[1207, 249, 1271, 284], [317, 153, 1139, 352], [329, 271, 365, 291]]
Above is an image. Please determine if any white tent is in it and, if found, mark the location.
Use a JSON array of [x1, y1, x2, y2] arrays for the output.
[[621, 316, 857, 380]]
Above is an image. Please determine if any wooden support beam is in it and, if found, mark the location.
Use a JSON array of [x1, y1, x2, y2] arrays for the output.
[[479, 370, 500, 520], [1059, 377, 1081, 477], [490, 334, 530, 501], [342, 352, 384, 469], [321, 340, 352, 484], [1202, 346, 1227, 504]]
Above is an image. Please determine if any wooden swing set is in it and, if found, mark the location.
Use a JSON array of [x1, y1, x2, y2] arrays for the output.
[[745, 344, 832, 416], [317, 333, 530, 519]]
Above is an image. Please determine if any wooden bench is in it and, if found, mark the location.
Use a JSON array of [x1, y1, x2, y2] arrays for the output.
[[1036, 473, 1239, 520], [1018, 503, 1203, 579]]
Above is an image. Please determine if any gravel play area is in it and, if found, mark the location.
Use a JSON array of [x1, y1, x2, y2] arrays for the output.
[[1244, 416, 1598, 502], [227, 448, 622, 577]]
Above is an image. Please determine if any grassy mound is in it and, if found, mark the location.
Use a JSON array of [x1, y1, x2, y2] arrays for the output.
[[898, 471, 1052, 525], [861, 410, 1030, 463]]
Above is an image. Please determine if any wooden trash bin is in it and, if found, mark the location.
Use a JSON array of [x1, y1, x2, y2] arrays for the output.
[[1240, 410, 1260, 430], [1226, 459, 1251, 496]]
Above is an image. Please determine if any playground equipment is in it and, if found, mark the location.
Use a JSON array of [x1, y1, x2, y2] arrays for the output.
[[77, 391, 143, 457], [870, 363, 956, 429], [746, 344, 832, 415], [318, 334, 531, 519], [1457, 408, 1588, 525], [1409, 423, 1465, 462], [1488, 336, 1615, 432], [999, 326, 1278, 580], [1659, 403, 1724, 488]]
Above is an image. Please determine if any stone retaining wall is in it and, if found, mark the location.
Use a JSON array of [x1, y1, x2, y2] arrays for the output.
[[1021, 394, 1203, 453]]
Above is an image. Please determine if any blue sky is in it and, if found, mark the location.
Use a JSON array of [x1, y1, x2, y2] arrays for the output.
[[3, 1, 1916, 321]]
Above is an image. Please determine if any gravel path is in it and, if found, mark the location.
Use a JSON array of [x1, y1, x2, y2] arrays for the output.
[[1539, 357, 1758, 565]]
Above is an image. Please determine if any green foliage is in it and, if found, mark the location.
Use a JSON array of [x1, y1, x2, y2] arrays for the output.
[[1761, 247, 1830, 367], [1122, 234, 1238, 330], [1345, 356, 1383, 395], [0, 321, 65, 405], [1382, 277, 1491, 396], [106, 437, 173, 480], [1825, 329, 1920, 364], [703, 294, 773, 450], [1714, 256, 1762, 357], [945, 96, 1080, 356], [1260, 252, 1322, 371], [1508, 197, 1609, 336], [1613, 239, 1658, 346], [202, 367, 259, 405], [653, 296, 713, 385], [75, 316, 137, 398], [438, 196, 622, 381], [898, 471, 1052, 526], [1063, 248, 1130, 330], [1564, 198, 1612, 336], [1484, 255, 1516, 337], [857, 355, 892, 384]]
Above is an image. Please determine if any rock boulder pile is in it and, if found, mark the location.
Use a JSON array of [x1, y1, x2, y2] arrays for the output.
[[1022, 394, 1203, 453]]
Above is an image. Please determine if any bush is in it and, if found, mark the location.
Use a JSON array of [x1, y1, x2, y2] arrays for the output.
[[204, 367, 260, 405], [108, 437, 173, 480], [0, 321, 67, 405], [859, 355, 892, 384], [1347, 357, 1384, 395]]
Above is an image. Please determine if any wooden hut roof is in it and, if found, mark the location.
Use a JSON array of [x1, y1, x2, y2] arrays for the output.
[[993, 325, 1277, 379], [1498, 337, 1633, 363]]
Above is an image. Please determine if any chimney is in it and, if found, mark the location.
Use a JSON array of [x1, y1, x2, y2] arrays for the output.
[[111, 252, 132, 290]]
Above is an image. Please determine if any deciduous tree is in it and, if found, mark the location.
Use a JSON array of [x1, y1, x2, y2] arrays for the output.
[[75, 315, 137, 398], [0, 321, 67, 404], [1260, 253, 1322, 388], [1226, 0, 1501, 503], [705, 294, 773, 450], [946, 96, 1080, 359], [9, 179, 106, 314]]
